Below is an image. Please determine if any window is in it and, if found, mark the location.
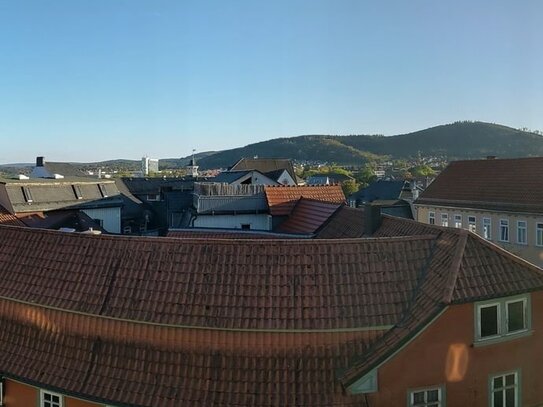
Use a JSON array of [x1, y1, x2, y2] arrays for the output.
[[241, 224, 251, 230], [441, 213, 448, 227], [41, 390, 62, 407], [483, 218, 492, 240], [468, 216, 476, 233], [123, 226, 132, 234], [0, 379, 3, 406], [475, 295, 530, 343], [93, 218, 104, 227], [428, 212, 435, 225], [408, 387, 443, 407], [454, 214, 462, 228], [516, 221, 527, 245], [490, 371, 519, 407], [147, 193, 161, 201], [499, 219, 509, 242], [21, 186, 33, 203], [536, 223, 543, 247], [72, 184, 83, 199], [98, 183, 108, 197]]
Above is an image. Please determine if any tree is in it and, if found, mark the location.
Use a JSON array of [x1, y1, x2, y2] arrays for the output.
[[341, 179, 359, 197], [409, 165, 435, 178]]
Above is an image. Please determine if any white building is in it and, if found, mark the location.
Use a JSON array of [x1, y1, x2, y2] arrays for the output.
[[142, 156, 159, 176]]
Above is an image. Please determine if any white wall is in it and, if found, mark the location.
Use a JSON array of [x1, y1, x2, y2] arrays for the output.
[[83, 207, 121, 234], [193, 214, 272, 230]]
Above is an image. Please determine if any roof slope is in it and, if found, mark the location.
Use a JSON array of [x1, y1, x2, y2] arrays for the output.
[[2, 217, 543, 406], [416, 157, 543, 212], [0, 205, 25, 226], [264, 185, 346, 216], [315, 206, 365, 239], [350, 180, 406, 202], [275, 198, 341, 234], [230, 158, 296, 181]]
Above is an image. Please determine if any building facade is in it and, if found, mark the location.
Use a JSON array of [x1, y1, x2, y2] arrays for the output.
[[414, 157, 543, 267]]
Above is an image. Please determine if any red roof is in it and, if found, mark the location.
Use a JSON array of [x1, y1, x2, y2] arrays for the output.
[[0, 205, 24, 226], [167, 229, 306, 239], [276, 198, 341, 234], [316, 206, 365, 239], [264, 185, 346, 216], [1, 220, 543, 406], [416, 157, 543, 212]]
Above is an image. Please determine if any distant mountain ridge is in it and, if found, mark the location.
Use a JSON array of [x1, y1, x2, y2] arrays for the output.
[[2, 122, 543, 173], [195, 122, 543, 168]]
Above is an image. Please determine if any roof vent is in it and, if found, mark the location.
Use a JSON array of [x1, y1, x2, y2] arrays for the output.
[[18, 174, 29, 180]]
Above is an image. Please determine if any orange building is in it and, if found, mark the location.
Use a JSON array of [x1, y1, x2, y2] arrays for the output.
[[0, 215, 542, 406]]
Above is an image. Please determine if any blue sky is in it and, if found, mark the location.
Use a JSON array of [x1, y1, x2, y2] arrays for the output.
[[0, 0, 542, 163]]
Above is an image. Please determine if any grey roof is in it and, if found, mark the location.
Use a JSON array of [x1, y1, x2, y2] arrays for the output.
[[230, 158, 297, 181], [120, 177, 195, 195], [195, 193, 268, 214], [210, 170, 251, 184], [350, 180, 408, 202], [0, 178, 122, 213]]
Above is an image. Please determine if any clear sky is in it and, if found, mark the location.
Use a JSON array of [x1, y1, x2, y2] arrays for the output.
[[0, 0, 542, 163]]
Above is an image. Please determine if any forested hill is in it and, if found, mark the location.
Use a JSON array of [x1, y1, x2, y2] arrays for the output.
[[196, 121, 543, 169]]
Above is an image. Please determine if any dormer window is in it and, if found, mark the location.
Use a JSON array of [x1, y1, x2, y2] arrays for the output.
[[72, 185, 83, 199], [98, 183, 108, 198], [21, 186, 33, 203]]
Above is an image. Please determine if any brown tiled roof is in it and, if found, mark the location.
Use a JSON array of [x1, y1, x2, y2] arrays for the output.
[[167, 229, 308, 239], [264, 185, 346, 216], [2, 218, 543, 406], [275, 198, 341, 234], [415, 157, 543, 213], [315, 206, 365, 239], [0, 205, 25, 226]]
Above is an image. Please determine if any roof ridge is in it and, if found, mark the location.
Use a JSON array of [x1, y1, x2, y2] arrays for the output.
[[442, 230, 468, 304]]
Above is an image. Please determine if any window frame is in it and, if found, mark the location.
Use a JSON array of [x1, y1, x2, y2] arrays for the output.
[[516, 220, 527, 245], [489, 370, 521, 407], [475, 294, 531, 345], [441, 213, 448, 227], [453, 214, 462, 228], [407, 385, 445, 407], [428, 211, 435, 225], [483, 217, 492, 240], [40, 389, 63, 407], [499, 219, 509, 242], [536, 222, 543, 247], [468, 216, 476, 233]]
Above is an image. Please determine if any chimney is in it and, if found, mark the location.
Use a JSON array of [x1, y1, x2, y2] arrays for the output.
[[36, 156, 44, 167], [364, 203, 382, 236]]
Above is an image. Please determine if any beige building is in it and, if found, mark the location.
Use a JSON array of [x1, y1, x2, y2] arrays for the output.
[[414, 157, 543, 267]]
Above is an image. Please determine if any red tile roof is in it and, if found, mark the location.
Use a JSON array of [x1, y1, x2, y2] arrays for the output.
[[416, 157, 543, 212], [264, 185, 346, 216], [1, 219, 543, 406], [0, 205, 24, 226], [167, 229, 308, 239], [276, 198, 342, 234]]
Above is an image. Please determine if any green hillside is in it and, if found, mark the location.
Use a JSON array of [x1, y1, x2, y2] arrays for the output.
[[196, 121, 543, 169]]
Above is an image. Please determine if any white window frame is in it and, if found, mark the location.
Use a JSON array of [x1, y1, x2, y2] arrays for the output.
[[475, 294, 531, 344], [499, 219, 509, 242], [483, 218, 492, 240], [454, 214, 462, 228], [441, 213, 448, 227], [516, 220, 527, 245], [408, 386, 445, 407], [536, 222, 543, 247], [40, 389, 63, 407], [489, 370, 520, 407], [468, 216, 476, 233], [428, 211, 435, 225]]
